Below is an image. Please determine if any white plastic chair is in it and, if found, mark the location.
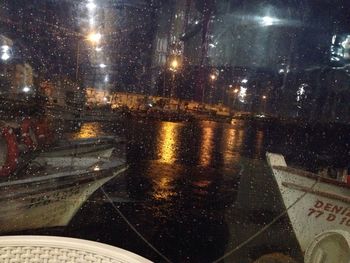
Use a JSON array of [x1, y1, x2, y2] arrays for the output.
[[0, 235, 152, 263], [304, 230, 350, 263]]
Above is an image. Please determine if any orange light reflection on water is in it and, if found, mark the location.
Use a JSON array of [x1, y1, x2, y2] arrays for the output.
[[222, 123, 244, 165], [158, 122, 180, 164], [199, 123, 215, 167], [72, 122, 104, 139], [153, 176, 176, 200]]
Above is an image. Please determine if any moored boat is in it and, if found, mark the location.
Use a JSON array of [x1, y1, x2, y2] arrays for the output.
[[40, 136, 123, 158], [266, 152, 350, 253], [0, 156, 128, 233]]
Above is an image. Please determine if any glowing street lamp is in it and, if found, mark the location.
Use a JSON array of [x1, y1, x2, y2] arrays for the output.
[[22, 86, 31, 93], [210, 74, 217, 81], [169, 59, 179, 71], [99, 63, 106, 68], [87, 32, 101, 44], [262, 95, 267, 100], [234, 88, 239, 93]]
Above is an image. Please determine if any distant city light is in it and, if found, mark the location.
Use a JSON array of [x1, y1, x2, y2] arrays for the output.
[[278, 68, 285, 74], [1, 45, 11, 61], [104, 75, 109, 82], [1, 45, 10, 52], [241, 78, 248, 84], [99, 63, 106, 68], [210, 74, 217, 81], [234, 88, 239, 93], [261, 16, 277, 26], [1, 53, 10, 61], [95, 47, 102, 52], [262, 95, 267, 100], [87, 32, 101, 44], [238, 86, 247, 103], [22, 86, 30, 93]]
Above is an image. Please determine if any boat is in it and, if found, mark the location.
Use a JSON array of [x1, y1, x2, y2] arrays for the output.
[[266, 152, 350, 253], [0, 155, 128, 233], [39, 136, 123, 158]]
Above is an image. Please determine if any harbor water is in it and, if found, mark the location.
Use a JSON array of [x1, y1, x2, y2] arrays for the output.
[[28, 119, 350, 262]]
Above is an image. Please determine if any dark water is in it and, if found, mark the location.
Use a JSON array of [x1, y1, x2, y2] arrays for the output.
[[36, 119, 350, 262]]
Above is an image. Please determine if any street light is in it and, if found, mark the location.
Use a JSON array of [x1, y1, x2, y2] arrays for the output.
[[262, 95, 267, 100], [76, 32, 102, 81], [22, 86, 31, 93], [210, 74, 217, 81], [169, 59, 179, 72], [87, 32, 101, 44]]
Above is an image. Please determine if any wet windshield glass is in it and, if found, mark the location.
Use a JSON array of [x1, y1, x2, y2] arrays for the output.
[[0, 1, 350, 262]]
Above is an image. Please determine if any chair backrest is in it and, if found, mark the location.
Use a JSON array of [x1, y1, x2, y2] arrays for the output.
[[0, 235, 152, 263]]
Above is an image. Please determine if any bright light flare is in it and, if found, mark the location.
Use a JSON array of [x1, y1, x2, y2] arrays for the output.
[[1, 45, 11, 61], [241, 78, 248, 84], [210, 74, 217, 81], [86, 2, 96, 10], [233, 88, 239, 93], [87, 32, 101, 44], [1, 53, 10, 61], [171, 59, 178, 69], [22, 86, 30, 93], [261, 16, 277, 26], [99, 63, 106, 68], [238, 86, 247, 103], [262, 95, 267, 100]]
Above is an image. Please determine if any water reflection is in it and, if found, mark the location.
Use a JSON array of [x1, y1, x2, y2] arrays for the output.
[[199, 122, 216, 167], [221, 122, 245, 166], [157, 122, 181, 164], [72, 122, 105, 139], [152, 166, 178, 201], [254, 130, 264, 159]]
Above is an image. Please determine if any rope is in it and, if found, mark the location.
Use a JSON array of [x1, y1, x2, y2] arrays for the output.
[[212, 178, 319, 263], [98, 184, 173, 263]]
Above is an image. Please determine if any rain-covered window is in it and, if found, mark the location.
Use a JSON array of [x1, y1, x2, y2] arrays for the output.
[[0, 1, 349, 263]]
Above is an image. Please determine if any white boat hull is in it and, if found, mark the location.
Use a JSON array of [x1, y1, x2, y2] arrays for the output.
[[0, 160, 127, 233], [267, 153, 350, 252]]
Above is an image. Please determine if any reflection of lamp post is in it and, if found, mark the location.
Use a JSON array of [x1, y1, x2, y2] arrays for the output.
[[262, 95, 267, 113], [169, 58, 179, 98], [75, 32, 102, 82], [208, 73, 217, 104], [232, 88, 239, 109]]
